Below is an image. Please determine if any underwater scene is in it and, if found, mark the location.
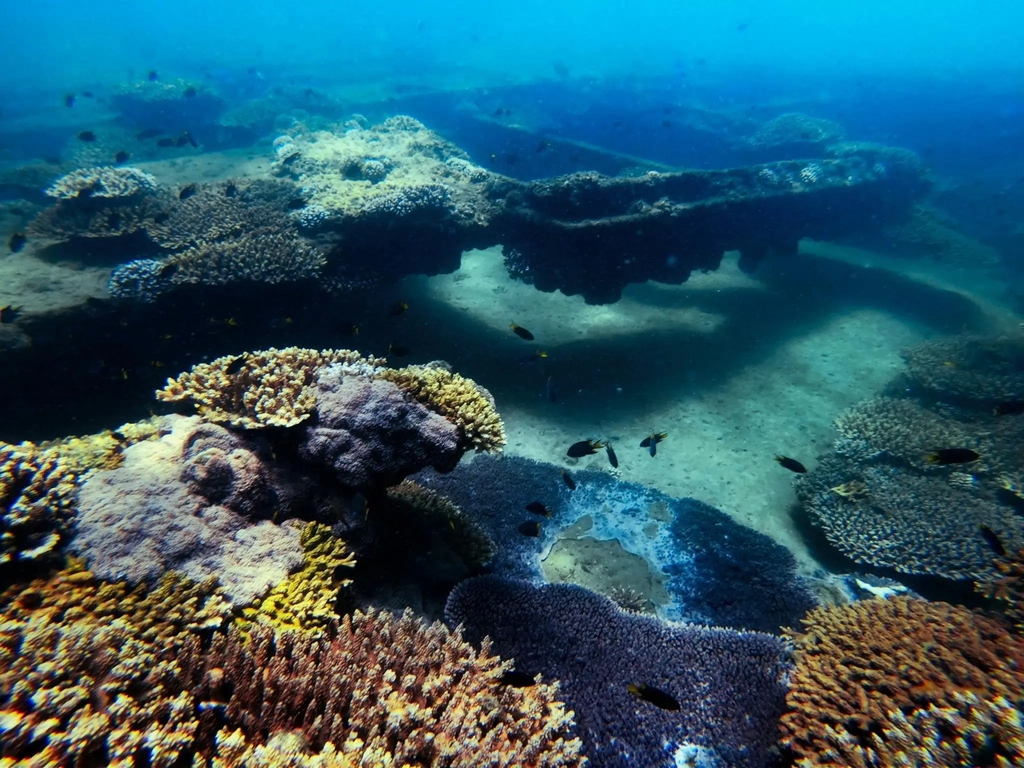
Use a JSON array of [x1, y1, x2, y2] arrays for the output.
[[3, 0, 1024, 765]]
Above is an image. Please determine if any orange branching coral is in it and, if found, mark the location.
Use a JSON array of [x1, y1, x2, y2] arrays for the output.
[[978, 548, 1024, 633], [184, 609, 585, 767], [780, 596, 1024, 766]]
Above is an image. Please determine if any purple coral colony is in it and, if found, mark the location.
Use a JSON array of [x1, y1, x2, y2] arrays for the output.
[[2, 8, 1024, 768]]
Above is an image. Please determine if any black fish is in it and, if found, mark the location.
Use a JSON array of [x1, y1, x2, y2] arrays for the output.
[[518, 520, 542, 537], [389, 301, 410, 317], [927, 448, 981, 465], [605, 442, 618, 468], [136, 128, 164, 140], [64, 93, 75, 108], [737, 22, 749, 31], [225, 355, 247, 375], [148, 70, 158, 81], [158, 262, 179, 279], [107, 212, 122, 230], [640, 432, 667, 457], [499, 670, 536, 687], [980, 525, 1007, 557], [994, 401, 1024, 416], [0, 305, 21, 324], [178, 184, 197, 200], [110, 431, 127, 442], [183, 130, 198, 148], [561, 470, 576, 491], [774, 455, 807, 474], [225, 183, 238, 198], [9, 232, 27, 253], [627, 683, 680, 711], [535, 140, 551, 152], [388, 343, 411, 357], [282, 152, 300, 165], [82, 91, 94, 98], [525, 501, 552, 517], [183, 86, 197, 98], [286, 198, 307, 210], [567, 439, 602, 458], [493, 107, 505, 117], [77, 131, 96, 142], [510, 322, 534, 340], [156, 138, 176, 147], [546, 376, 557, 403], [114, 150, 130, 163]]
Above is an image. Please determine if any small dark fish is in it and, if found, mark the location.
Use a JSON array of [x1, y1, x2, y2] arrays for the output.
[[114, 150, 130, 163], [499, 670, 536, 687], [662, 119, 672, 128], [546, 376, 557, 403], [696, 57, 707, 65], [388, 343, 411, 357], [561, 470, 576, 491], [136, 128, 164, 139], [9, 232, 27, 253], [64, 93, 75, 108], [525, 501, 552, 517], [535, 140, 551, 152], [0, 305, 21, 324], [148, 70, 159, 81], [737, 23, 749, 31], [774, 455, 807, 474], [567, 439, 602, 458], [158, 262, 179, 279], [980, 525, 1007, 557], [282, 152, 300, 165], [175, 134, 190, 147], [153, 212, 171, 224], [605, 442, 618, 468], [627, 683, 680, 711], [178, 183, 197, 200], [183, 86, 197, 98], [81, 91, 94, 98], [225, 355, 247, 375], [107, 212, 122, 230], [493, 107, 505, 117], [156, 138, 176, 147], [510, 322, 534, 341], [388, 301, 410, 317], [286, 197, 307, 210], [225, 183, 238, 198], [110, 431, 127, 442], [927, 448, 981, 465], [994, 401, 1024, 416], [518, 520, 542, 537], [640, 432, 668, 457], [77, 131, 97, 142]]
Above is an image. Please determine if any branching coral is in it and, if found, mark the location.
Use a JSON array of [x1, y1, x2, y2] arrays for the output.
[[44, 166, 158, 200], [156, 348, 382, 429], [237, 523, 355, 633], [902, 334, 1024, 403], [183, 610, 585, 767], [168, 226, 326, 286], [380, 362, 506, 452], [780, 597, 1024, 766]]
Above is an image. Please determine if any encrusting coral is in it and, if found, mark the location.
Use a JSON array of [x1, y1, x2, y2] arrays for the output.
[[780, 596, 1024, 766]]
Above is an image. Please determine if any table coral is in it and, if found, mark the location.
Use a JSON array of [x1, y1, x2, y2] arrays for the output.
[[779, 596, 1024, 766], [902, 334, 1024, 403], [44, 166, 158, 200], [747, 113, 846, 149]]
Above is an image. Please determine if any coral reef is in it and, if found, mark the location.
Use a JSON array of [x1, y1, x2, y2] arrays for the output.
[[157, 348, 381, 429], [780, 597, 1024, 766], [0, 441, 81, 567], [185, 610, 585, 766], [110, 78, 225, 127], [70, 415, 306, 605], [978, 548, 1024, 632], [446, 576, 791, 768], [747, 113, 846, 150], [44, 166, 158, 200], [237, 522, 355, 633], [902, 334, 1024, 403]]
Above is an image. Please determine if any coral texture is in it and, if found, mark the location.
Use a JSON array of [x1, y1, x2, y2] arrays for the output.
[[44, 166, 158, 199], [978, 548, 1024, 632], [446, 576, 791, 768], [780, 596, 1024, 766], [747, 113, 846, 148], [70, 415, 305, 605], [902, 334, 1024, 403]]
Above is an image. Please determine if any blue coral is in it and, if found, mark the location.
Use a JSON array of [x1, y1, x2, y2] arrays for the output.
[[445, 576, 791, 768], [107, 258, 176, 303]]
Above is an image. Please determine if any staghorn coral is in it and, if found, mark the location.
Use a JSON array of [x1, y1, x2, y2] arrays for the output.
[[804, 690, 1024, 768], [779, 596, 1024, 766], [44, 166, 158, 200], [379, 362, 506, 452], [237, 522, 356, 633], [902, 334, 1024, 403], [0, 441, 80, 567], [184, 609, 585, 767], [156, 348, 382, 429], [446, 576, 791, 768], [798, 454, 1023, 580]]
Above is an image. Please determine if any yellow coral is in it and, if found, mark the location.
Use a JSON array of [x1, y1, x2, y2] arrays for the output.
[[238, 523, 355, 633], [379, 364, 505, 452], [156, 347, 383, 428]]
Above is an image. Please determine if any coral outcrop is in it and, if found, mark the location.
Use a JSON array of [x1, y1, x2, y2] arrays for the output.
[[44, 166, 158, 200], [978, 548, 1024, 632], [902, 334, 1024, 403], [780, 596, 1024, 766], [446, 576, 791, 768]]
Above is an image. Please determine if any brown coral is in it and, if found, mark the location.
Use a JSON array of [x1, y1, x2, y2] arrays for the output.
[[379, 362, 506, 452], [780, 596, 1024, 766], [184, 610, 585, 767], [156, 348, 383, 429], [902, 334, 1024, 403]]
